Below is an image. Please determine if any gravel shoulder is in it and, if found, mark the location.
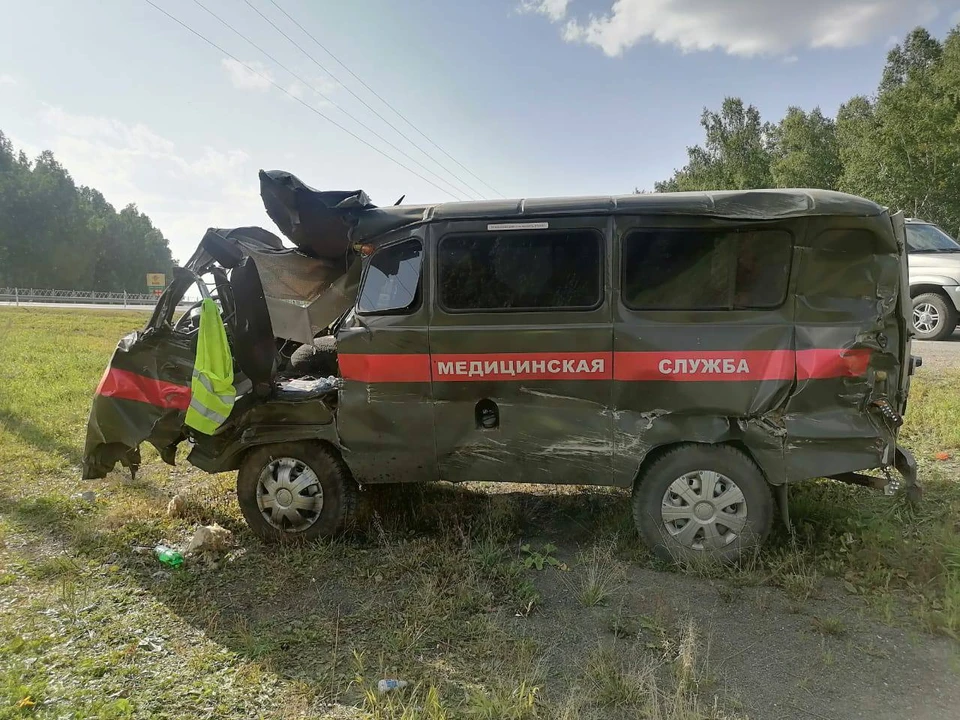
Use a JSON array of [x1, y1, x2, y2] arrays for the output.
[[912, 332, 960, 374]]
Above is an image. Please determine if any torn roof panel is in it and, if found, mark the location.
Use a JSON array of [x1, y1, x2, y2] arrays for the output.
[[349, 189, 887, 242]]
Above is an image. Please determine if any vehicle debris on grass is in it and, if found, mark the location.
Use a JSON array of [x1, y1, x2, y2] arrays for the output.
[[166, 494, 185, 518]]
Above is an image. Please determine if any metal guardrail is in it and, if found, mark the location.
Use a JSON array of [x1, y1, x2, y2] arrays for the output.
[[0, 288, 194, 307]]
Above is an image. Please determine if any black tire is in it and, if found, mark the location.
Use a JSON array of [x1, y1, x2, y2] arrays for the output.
[[289, 336, 338, 376], [632, 444, 773, 564], [237, 441, 357, 543], [911, 292, 957, 341]]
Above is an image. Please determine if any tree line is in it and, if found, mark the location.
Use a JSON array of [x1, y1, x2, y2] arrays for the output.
[[654, 26, 960, 237], [0, 131, 174, 292]]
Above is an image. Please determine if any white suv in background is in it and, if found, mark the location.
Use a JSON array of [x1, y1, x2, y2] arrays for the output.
[[907, 218, 960, 340]]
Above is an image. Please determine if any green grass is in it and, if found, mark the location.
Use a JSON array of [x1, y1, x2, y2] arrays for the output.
[[575, 544, 621, 607], [0, 307, 152, 474], [1, 307, 960, 718]]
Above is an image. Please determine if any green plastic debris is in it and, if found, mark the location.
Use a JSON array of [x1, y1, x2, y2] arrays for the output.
[[155, 545, 184, 568]]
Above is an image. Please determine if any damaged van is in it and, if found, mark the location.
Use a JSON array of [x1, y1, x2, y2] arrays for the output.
[[82, 172, 921, 562]]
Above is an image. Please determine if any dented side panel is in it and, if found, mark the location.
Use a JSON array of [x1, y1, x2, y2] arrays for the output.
[[608, 213, 904, 487], [783, 217, 903, 481], [429, 217, 615, 486], [335, 231, 438, 485], [416, 211, 906, 489], [610, 217, 799, 487]]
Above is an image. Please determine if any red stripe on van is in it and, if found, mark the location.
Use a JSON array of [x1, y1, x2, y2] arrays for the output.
[[96, 368, 191, 410], [337, 349, 871, 384], [796, 348, 871, 380], [613, 350, 796, 382], [338, 353, 432, 383]]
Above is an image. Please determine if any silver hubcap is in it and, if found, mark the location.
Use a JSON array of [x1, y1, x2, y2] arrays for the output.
[[661, 470, 748, 551], [256, 457, 323, 532], [913, 303, 941, 334]]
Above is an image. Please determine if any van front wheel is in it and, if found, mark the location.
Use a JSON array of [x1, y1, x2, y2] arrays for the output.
[[632, 445, 773, 564], [237, 442, 357, 543]]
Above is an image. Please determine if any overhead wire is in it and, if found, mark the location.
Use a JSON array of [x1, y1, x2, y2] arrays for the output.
[[141, 0, 465, 200], [266, 0, 505, 199], [190, 0, 474, 201], [247, 0, 501, 200]]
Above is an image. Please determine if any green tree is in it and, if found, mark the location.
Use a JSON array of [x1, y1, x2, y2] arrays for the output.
[[880, 27, 943, 93], [768, 107, 841, 189], [652, 24, 960, 238], [838, 28, 960, 233], [0, 133, 175, 290], [654, 98, 772, 192]]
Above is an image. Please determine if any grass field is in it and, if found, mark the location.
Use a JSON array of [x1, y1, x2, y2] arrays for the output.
[[1, 307, 959, 719]]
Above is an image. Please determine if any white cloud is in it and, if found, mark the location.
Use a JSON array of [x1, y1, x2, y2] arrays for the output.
[[276, 74, 340, 110], [223, 58, 340, 109], [221, 58, 274, 91], [42, 106, 177, 156], [0, 74, 16, 86], [551, 0, 938, 57], [518, 0, 572, 22], [286, 80, 306, 100], [38, 106, 260, 262]]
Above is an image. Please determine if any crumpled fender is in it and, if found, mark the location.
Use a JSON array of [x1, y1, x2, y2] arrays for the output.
[[81, 328, 194, 479]]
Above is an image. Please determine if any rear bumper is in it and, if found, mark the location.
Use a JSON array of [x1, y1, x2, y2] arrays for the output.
[[826, 445, 919, 498]]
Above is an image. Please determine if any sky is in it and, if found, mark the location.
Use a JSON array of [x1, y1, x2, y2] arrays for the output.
[[2, 0, 958, 264]]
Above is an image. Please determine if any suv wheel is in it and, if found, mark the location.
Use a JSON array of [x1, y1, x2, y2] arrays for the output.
[[912, 293, 957, 341], [237, 442, 357, 543], [632, 444, 773, 564]]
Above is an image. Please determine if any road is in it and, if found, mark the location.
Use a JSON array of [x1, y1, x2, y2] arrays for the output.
[[914, 332, 960, 374], [0, 302, 159, 311]]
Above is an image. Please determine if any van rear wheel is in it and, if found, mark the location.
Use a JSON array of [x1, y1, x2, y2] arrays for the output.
[[632, 444, 773, 564], [237, 441, 357, 543]]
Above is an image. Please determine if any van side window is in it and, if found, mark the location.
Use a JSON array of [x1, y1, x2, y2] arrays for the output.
[[357, 239, 422, 314], [622, 229, 792, 310], [438, 230, 602, 311]]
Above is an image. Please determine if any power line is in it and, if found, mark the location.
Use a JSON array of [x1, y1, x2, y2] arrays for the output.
[[141, 0, 465, 201], [241, 0, 483, 200], [191, 0, 472, 201], [251, 0, 503, 200], [267, 0, 504, 199]]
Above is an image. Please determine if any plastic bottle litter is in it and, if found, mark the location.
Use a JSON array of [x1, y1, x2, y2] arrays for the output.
[[377, 679, 409, 694], [154, 545, 185, 568]]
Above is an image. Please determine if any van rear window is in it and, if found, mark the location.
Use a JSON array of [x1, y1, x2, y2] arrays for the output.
[[438, 231, 602, 311], [622, 229, 792, 310]]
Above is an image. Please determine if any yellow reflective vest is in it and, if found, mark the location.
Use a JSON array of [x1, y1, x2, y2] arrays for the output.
[[185, 298, 236, 435]]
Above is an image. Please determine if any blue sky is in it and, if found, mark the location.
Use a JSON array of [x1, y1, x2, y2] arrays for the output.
[[2, 0, 957, 263]]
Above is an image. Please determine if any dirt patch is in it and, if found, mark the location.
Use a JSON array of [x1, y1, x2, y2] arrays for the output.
[[488, 539, 959, 719]]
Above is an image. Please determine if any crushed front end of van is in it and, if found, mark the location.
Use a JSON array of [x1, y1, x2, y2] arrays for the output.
[[81, 180, 921, 561], [82, 170, 368, 481]]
